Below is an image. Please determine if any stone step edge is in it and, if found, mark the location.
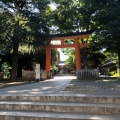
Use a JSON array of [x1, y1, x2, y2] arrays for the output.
[[0, 95, 119, 103], [0, 102, 120, 115], [0, 110, 120, 120], [0, 101, 120, 108]]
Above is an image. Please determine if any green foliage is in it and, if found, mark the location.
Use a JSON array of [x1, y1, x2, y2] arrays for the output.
[[62, 48, 76, 70], [0, 0, 51, 51], [113, 72, 119, 77], [91, 0, 120, 50], [91, 0, 120, 73], [0, 0, 120, 77], [1, 62, 11, 79], [51, 0, 93, 33], [0, 0, 52, 80], [51, 0, 120, 70]]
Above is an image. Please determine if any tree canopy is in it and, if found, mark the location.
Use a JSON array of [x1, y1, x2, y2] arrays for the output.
[[0, 0, 52, 80], [0, 0, 120, 79], [51, 0, 120, 71], [92, 0, 120, 74]]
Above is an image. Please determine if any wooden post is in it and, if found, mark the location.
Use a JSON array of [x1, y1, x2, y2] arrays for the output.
[[75, 39, 81, 70]]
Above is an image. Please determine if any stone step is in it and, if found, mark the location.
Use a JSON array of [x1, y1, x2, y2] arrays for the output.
[[0, 110, 120, 120], [0, 95, 120, 104], [0, 101, 120, 114]]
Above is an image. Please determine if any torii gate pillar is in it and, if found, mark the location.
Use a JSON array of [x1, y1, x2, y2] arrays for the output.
[[75, 39, 81, 70]]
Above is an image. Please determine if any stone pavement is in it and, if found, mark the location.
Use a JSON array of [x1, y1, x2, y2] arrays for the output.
[[0, 76, 75, 96], [0, 76, 120, 120], [0, 76, 120, 96]]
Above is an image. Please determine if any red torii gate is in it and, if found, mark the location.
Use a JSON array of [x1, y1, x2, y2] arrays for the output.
[[46, 32, 91, 77]]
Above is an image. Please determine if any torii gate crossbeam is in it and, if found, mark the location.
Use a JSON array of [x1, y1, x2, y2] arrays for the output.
[[46, 32, 91, 78]]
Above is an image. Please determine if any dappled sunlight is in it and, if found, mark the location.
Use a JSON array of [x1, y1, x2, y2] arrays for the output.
[[6, 86, 53, 94], [31, 89, 41, 91], [90, 116, 105, 119], [96, 79, 118, 82], [1, 76, 119, 96], [63, 93, 88, 97], [29, 92, 44, 94], [7, 90, 19, 93], [54, 76, 76, 80], [7, 89, 35, 93], [0, 101, 37, 105], [41, 87, 53, 90], [102, 79, 117, 82], [0, 112, 8, 115]]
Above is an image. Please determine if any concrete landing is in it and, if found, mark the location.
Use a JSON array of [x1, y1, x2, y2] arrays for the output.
[[0, 76, 74, 96]]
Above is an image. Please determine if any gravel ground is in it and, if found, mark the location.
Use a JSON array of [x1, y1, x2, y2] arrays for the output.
[[64, 78, 120, 94]]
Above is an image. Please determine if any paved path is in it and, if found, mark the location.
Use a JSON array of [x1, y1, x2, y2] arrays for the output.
[[0, 76, 120, 120], [0, 76, 76, 96], [0, 76, 120, 96]]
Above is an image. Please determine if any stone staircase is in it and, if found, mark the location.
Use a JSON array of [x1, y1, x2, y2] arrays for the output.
[[0, 94, 120, 120]]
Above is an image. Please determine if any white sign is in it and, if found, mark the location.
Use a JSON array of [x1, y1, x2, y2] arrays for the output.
[[36, 64, 40, 79]]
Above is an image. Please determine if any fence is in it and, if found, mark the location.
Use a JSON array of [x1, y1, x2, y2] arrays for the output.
[[22, 69, 47, 81], [77, 68, 99, 80], [41, 69, 47, 79], [0, 72, 4, 80]]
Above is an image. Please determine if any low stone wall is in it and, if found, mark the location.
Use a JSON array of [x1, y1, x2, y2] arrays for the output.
[[77, 69, 99, 80]]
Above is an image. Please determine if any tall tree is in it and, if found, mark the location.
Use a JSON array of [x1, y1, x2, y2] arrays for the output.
[[92, 0, 120, 75], [50, 0, 103, 68], [51, 0, 120, 70], [0, 0, 51, 80]]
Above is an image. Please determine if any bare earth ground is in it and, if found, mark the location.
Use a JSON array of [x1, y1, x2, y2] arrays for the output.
[[0, 79, 35, 89]]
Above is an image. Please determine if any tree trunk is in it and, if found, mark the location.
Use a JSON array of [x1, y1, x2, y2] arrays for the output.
[[118, 52, 120, 77], [11, 43, 19, 81]]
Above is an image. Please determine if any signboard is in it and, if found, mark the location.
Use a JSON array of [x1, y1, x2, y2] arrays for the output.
[[36, 64, 40, 80]]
